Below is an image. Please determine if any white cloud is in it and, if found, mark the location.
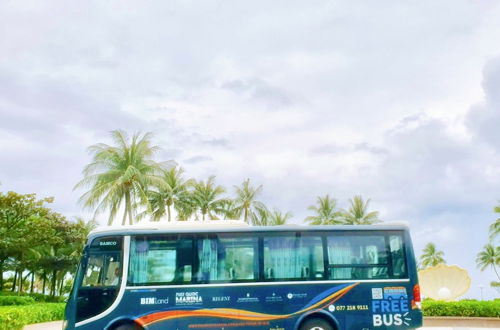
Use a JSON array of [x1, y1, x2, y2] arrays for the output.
[[1, 0, 500, 299]]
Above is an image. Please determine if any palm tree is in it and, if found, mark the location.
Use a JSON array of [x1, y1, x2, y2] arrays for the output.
[[490, 204, 500, 240], [341, 195, 381, 225], [191, 176, 227, 221], [220, 199, 240, 220], [174, 191, 197, 221], [233, 179, 265, 223], [420, 243, 446, 268], [305, 195, 343, 225], [75, 130, 168, 226], [268, 209, 292, 226], [476, 244, 500, 281], [147, 167, 192, 222], [251, 205, 271, 226]]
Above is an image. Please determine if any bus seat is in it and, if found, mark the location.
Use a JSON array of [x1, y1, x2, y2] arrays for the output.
[[301, 266, 310, 278], [228, 267, 235, 280]]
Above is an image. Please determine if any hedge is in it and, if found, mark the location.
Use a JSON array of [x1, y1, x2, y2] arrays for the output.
[[423, 299, 500, 317], [0, 291, 65, 303], [0, 296, 35, 306], [0, 303, 65, 330]]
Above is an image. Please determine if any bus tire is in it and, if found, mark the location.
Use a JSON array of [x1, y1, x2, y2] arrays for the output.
[[110, 322, 143, 330], [299, 318, 333, 330]]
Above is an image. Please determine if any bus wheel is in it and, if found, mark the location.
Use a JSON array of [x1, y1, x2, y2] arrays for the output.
[[112, 322, 143, 330], [299, 318, 333, 330]]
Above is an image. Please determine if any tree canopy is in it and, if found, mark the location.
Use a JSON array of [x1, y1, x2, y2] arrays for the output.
[[75, 130, 170, 225], [0, 191, 94, 295], [420, 242, 446, 268]]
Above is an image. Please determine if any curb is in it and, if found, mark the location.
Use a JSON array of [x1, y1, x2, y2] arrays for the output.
[[424, 317, 500, 327]]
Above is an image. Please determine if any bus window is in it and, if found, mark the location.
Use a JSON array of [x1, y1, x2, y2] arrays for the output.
[[82, 254, 121, 287], [197, 236, 257, 283], [263, 235, 323, 280], [128, 236, 193, 285], [389, 234, 407, 278], [326, 234, 389, 280]]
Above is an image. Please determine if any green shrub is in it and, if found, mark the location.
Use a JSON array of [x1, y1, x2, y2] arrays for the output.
[[28, 293, 66, 303], [423, 299, 500, 317], [0, 303, 65, 330], [0, 291, 65, 303], [0, 296, 35, 306]]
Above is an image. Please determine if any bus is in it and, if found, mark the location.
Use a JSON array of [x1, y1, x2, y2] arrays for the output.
[[64, 222, 422, 330]]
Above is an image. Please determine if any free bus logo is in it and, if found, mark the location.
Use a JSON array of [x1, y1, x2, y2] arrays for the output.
[[371, 287, 411, 327]]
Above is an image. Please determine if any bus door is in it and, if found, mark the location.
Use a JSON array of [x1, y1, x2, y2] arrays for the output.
[[75, 236, 123, 323]]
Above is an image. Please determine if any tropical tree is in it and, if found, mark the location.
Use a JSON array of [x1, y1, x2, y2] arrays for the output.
[[268, 209, 292, 226], [191, 176, 227, 221], [306, 195, 342, 225], [489, 204, 500, 240], [341, 195, 381, 225], [75, 130, 169, 225], [147, 167, 192, 222], [476, 244, 500, 281], [250, 205, 271, 226], [251, 206, 291, 226], [420, 243, 446, 268], [233, 179, 265, 223], [0, 191, 53, 290], [174, 193, 197, 221], [220, 199, 240, 220]]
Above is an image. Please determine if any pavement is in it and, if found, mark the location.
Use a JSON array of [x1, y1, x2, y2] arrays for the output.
[[21, 322, 500, 330], [23, 321, 62, 329]]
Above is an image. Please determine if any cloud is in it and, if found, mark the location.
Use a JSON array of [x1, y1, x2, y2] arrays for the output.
[[467, 56, 500, 150], [184, 156, 213, 164], [1, 0, 500, 300], [221, 78, 293, 109]]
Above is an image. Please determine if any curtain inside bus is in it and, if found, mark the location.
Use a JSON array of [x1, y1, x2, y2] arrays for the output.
[[129, 238, 149, 284], [263, 236, 323, 280]]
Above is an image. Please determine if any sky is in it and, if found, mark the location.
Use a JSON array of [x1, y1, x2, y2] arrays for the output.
[[1, 0, 500, 299]]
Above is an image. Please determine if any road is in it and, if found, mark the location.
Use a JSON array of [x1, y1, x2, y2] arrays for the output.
[[22, 322, 500, 330]]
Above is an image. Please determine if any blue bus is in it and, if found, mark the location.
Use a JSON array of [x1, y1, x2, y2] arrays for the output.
[[64, 222, 422, 330]]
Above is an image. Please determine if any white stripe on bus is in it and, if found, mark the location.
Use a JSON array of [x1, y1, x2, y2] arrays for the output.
[[126, 278, 410, 290]]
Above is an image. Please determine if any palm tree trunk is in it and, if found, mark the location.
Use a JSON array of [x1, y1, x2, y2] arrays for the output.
[[123, 190, 133, 225], [0, 260, 4, 291], [51, 270, 57, 296], [21, 271, 31, 293], [244, 208, 248, 223], [128, 201, 134, 226], [120, 206, 127, 226], [42, 272, 46, 295], [30, 272, 35, 293], [493, 264, 500, 281], [18, 270, 23, 292], [122, 194, 129, 226], [59, 274, 64, 295], [167, 204, 171, 222], [11, 270, 17, 292]]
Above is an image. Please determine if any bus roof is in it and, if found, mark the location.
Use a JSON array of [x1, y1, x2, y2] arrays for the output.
[[87, 221, 409, 242]]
